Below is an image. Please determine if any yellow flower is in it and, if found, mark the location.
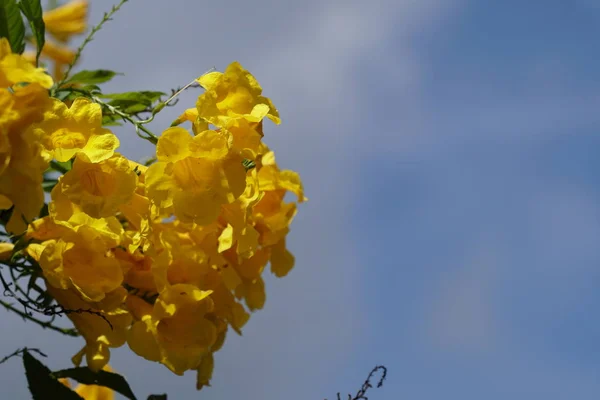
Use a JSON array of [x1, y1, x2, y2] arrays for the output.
[[114, 247, 156, 293], [235, 275, 266, 311], [268, 238, 295, 277], [226, 119, 265, 160], [196, 61, 280, 128], [0, 242, 14, 260], [252, 191, 295, 241], [0, 117, 48, 233], [258, 150, 306, 202], [0, 38, 53, 89], [4, 80, 54, 133], [0, 39, 54, 234], [74, 382, 114, 400], [25, 40, 76, 66], [126, 284, 217, 375], [152, 228, 210, 291], [55, 153, 138, 218], [31, 216, 124, 302], [43, 0, 89, 43], [118, 192, 151, 253], [48, 285, 131, 373], [30, 98, 119, 163], [217, 172, 262, 259], [196, 352, 214, 390], [145, 127, 247, 225]]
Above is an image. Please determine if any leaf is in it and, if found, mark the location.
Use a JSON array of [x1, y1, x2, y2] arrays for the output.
[[65, 69, 122, 85], [18, 0, 44, 64], [99, 91, 165, 113], [42, 179, 57, 193], [242, 159, 256, 171], [53, 367, 138, 400], [22, 350, 84, 400], [101, 115, 123, 127], [55, 86, 99, 102], [81, 84, 101, 94], [38, 202, 49, 217], [0, 0, 25, 54], [49, 160, 72, 173], [99, 91, 165, 102]]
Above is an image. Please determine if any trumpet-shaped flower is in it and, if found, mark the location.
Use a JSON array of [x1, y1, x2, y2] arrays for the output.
[[48, 286, 131, 372], [0, 39, 54, 233], [127, 284, 217, 375], [145, 127, 246, 225], [56, 153, 137, 218], [196, 62, 280, 128], [29, 217, 124, 302], [0, 38, 53, 89], [30, 98, 119, 163]]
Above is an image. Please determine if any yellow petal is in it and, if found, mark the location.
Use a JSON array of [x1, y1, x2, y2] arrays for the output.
[[156, 127, 192, 163]]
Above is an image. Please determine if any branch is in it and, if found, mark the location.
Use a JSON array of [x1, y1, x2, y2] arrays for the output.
[[0, 347, 46, 365], [326, 365, 388, 400], [0, 299, 79, 337]]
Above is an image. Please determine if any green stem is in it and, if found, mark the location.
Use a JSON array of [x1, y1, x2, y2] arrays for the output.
[[0, 299, 79, 337], [56, 0, 129, 88], [49, 160, 69, 174], [91, 96, 159, 144]]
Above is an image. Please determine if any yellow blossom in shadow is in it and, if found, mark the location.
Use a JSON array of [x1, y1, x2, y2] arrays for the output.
[[126, 284, 217, 375], [48, 285, 131, 372], [28, 213, 124, 302]]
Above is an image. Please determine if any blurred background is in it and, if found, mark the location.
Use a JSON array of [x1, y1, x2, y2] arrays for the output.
[[2, 0, 600, 398]]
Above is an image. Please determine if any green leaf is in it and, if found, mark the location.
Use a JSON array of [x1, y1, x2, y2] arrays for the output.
[[242, 159, 256, 171], [49, 160, 72, 173], [42, 180, 56, 193], [65, 69, 122, 85], [38, 202, 49, 217], [53, 367, 138, 400], [99, 91, 165, 102], [100, 91, 166, 113], [80, 84, 101, 94], [18, 0, 44, 64], [55, 87, 99, 102], [23, 350, 84, 400], [101, 115, 123, 127], [0, 0, 25, 54]]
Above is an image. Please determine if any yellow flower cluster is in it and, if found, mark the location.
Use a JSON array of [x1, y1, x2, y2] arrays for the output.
[[0, 35, 304, 389]]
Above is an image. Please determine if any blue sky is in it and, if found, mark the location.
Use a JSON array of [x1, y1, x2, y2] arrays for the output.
[[2, 0, 600, 398]]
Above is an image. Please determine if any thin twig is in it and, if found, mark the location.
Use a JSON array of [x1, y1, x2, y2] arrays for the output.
[[57, 0, 129, 87], [0, 347, 47, 365], [91, 96, 158, 144], [0, 299, 79, 337], [327, 365, 387, 400]]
